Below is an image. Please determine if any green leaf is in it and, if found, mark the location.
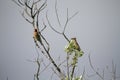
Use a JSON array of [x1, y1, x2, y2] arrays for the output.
[[64, 41, 75, 53], [65, 40, 84, 58], [78, 50, 84, 57], [75, 50, 84, 57]]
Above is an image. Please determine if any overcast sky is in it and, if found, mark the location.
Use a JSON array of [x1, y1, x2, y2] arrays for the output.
[[0, 0, 120, 80]]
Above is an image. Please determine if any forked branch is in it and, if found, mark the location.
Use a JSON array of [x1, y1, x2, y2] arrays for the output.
[[46, 6, 78, 42], [46, 11, 69, 42], [46, 1, 79, 79], [88, 54, 104, 80]]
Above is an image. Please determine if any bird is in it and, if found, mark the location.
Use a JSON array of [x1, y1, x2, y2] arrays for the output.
[[70, 38, 81, 51], [33, 29, 42, 44]]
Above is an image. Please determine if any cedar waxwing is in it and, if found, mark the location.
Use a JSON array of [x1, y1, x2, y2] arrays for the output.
[[70, 38, 81, 51], [33, 29, 42, 44]]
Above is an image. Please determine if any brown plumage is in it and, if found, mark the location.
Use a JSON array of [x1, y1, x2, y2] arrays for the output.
[[71, 38, 81, 51], [33, 29, 42, 44]]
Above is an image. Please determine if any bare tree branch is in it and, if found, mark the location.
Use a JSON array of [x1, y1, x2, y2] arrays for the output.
[[67, 53, 70, 80], [34, 37, 50, 59], [88, 54, 104, 80], [58, 59, 67, 67], [18, 0, 24, 6], [69, 11, 79, 22], [55, 0, 61, 26], [40, 34, 50, 51], [40, 63, 51, 74], [34, 0, 42, 5], [63, 9, 79, 33], [63, 8, 69, 33], [24, 0, 31, 10], [46, 11, 62, 34], [35, 59, 41, 80], [46, 6, 78, 43], [33, 0, 47, 17], [13, 0, 80, 79], [46, 10, 70, 42], [25, 7, 31, 17], [71, 65, 75, 79], [62, 33, 70, 42], [41, 42, 62, 75], [51, 68, 60, 78], [21, 11, 33, 24], [19, 0, 62, 77], [41, 21, 47, 32], [12, 0, 22, 7]]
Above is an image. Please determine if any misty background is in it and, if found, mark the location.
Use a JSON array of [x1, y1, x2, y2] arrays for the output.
[[0, 0, 120, 80]]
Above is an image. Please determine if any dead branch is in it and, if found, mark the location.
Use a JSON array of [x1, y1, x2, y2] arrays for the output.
[[12, 0, 22, 7], [55, 0, 61, 26], [13, 0, 47, 29], [46, 1, 79, 79], [67, 53, 70, 80], [22, 11, 33, 24], [13, 0, 79, 79], [71, 65, 76, 79], [41, 21, 47, 32], [88, 54, 104, 80], [40, 62, 51, 74], [46, 7, 78, 42]]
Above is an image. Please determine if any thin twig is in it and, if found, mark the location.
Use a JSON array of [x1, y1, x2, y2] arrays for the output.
[[18, 0, 24, 6], [34, 0, 42, 5], [41, 41, 62, 75], [63, 9, 79, 33], [22, 11, 33, 24], [40, 63, 51, 74], [71, 65, 75, 80], [36, 59, 40, 80], [55, 0, 61, 26], [34, 36, 46, 55], [36, 0, 47, 30], [51, 68, 60, 78], [24, 0, 31, 10], [12, 0, 22, 7], [46, 11, 62, 34], [25, 7, 31, 17], [62, 33, 70, 42], [40, 34, 50, 51], [67, 53, 70, 80], [33, 0, 47, 17], [33, 28, 62, 76], [41, 21, 47, 32], [58, 59, 67, 67], [88, 54, 104, 80], [68, 11, 79, 21], [63, 8, 69, 33]]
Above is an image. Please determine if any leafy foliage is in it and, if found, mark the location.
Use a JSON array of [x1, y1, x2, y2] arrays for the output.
[[65, 38, 84, 79], [65, 38, 84, 58]]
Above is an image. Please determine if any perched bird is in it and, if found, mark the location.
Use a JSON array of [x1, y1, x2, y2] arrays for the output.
[[70, 38, 81, 51], [33, 29, 42, 44]]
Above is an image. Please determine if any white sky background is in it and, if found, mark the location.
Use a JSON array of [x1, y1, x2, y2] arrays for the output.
[[0, 0, 120, 80]]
